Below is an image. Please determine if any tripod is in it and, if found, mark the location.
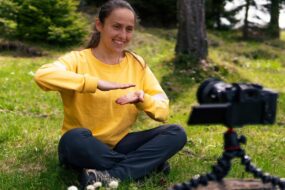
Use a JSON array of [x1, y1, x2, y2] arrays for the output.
[[169, 128, 285, 190]]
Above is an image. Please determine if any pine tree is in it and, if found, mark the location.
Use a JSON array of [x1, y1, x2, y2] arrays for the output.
[[205, 0, 245, 30], [0, 0, 19, 39], [0, 0, 87, 45]]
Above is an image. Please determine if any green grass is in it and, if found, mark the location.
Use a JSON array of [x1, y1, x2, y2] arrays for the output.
[[0, 29, 285, 190]]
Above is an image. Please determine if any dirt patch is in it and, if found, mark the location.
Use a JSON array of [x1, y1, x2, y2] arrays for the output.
[[0, 40, 47, 57]]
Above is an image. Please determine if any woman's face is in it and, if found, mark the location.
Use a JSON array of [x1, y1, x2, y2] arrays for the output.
[[96, 8, 135, 54]]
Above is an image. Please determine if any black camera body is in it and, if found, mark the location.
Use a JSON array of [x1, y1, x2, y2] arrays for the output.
[[188, 78, 278, 127]]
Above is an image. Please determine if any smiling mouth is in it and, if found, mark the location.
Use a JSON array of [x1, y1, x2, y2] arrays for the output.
[[113, 40, 125, 46]]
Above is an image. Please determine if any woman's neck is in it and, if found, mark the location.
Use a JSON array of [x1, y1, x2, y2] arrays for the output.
[[92, 46, 124, 65]]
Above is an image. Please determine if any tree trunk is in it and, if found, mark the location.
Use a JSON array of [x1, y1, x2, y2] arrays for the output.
[[243, 0, 250, 39], [215, 0, 224, 29], [267, 0, 280, 38], [79, 0, 87, 11], [176, 0, 208, 62]]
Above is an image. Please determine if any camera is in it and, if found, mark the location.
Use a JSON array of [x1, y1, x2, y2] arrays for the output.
[[188, 78, 278, 127], [170, 79, 284, 190]]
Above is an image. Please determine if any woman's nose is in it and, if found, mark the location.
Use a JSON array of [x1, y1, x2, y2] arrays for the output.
[[118, 29, 127, 39]]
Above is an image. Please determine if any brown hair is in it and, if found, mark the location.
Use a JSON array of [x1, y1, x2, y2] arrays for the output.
[[86, 0, 137, 49]]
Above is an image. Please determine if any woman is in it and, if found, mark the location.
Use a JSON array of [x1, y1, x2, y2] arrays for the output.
[[34, 0, 187, 188]]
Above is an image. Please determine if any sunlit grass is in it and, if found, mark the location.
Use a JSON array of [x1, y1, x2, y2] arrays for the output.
[[280, 30, 285, 41]]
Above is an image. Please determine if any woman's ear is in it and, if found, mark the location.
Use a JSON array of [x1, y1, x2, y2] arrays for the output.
[[95, 18, 103, 32]]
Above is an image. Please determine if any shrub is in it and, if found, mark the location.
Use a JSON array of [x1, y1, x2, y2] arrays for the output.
[[0, 0, 88, 45]]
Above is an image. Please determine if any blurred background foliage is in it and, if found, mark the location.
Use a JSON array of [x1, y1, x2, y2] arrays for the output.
[[0, 0, 284, 45]]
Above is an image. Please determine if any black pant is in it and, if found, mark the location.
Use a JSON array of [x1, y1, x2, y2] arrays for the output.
[[58, 124, 187, 180]]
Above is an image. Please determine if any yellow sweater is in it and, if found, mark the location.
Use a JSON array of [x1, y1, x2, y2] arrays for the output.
[[34, 48, 169, 148]]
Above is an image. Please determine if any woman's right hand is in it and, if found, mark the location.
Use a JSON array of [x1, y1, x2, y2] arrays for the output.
[[97, 80, 135, 91]]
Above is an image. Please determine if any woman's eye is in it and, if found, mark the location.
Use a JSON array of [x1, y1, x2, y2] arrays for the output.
[[113, 25, 120, 30], [127, 27, 133, 32]]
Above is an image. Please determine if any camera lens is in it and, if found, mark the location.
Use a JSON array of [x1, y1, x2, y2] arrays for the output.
[[197, 78, 235, 104]]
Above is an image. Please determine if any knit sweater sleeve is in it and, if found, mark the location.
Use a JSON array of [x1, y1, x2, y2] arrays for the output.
[[135, 65, 169, 122], [34, 51, 98, 93]]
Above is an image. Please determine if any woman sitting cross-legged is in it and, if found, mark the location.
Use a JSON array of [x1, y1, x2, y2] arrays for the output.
[[34, 0, 187, 188]]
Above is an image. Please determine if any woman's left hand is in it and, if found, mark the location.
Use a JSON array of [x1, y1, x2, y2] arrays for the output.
[[115, 90, 144, 105]]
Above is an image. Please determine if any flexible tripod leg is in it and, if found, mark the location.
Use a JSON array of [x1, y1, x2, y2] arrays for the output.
[[239, 152, 285, 190], [168, 128, 285, 190], [169, 151, 234, 190], [169, 150, 285, 190]]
